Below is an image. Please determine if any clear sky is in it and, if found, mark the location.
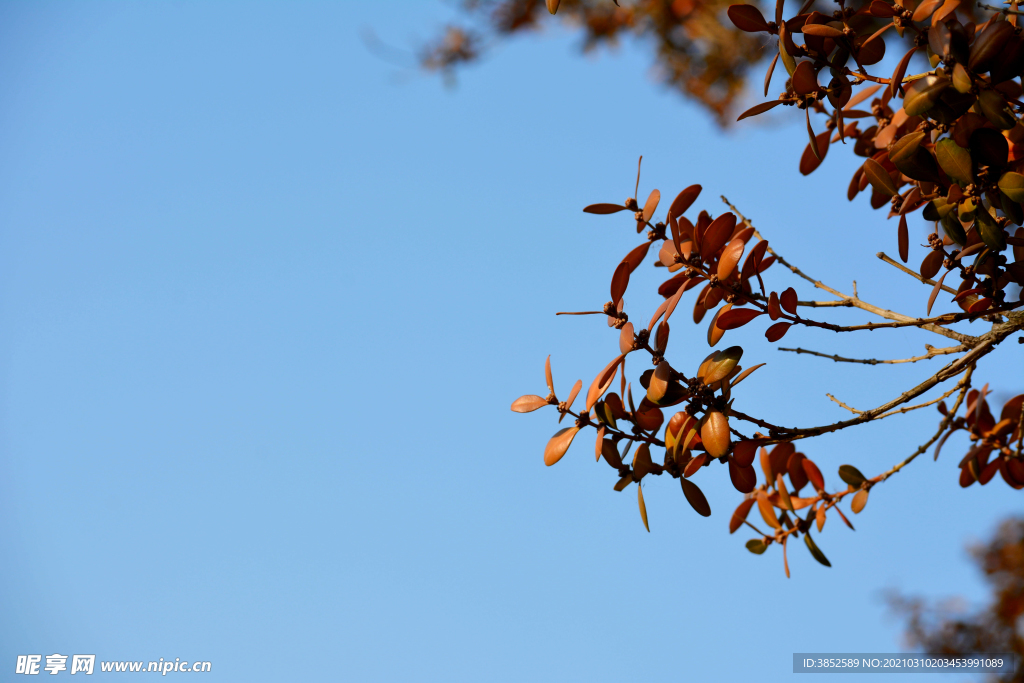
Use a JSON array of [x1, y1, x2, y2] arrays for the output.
[[1, 2, 1021, 681]]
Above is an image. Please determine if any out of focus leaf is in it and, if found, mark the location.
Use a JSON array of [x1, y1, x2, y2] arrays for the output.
[[804, 533, 832, 567], [838, 464, 867, 487], [746, 539, 768, 554], [851, 488, 870, 513]]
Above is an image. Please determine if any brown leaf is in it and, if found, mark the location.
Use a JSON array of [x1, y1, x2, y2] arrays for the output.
[[863, 158, 897, 197], [511, 395, 549, 413], [717, 237, 746, 280], [565, 379, 582, 413], [728, 4, 771, 32], [800, 130, 831, 175], [545, 355, 554, 395], [638, 484, 650, 532], [707, 303, 732, 347], [701, 213, 737, 261], [888, 47, 917, 100], [642, 189, 661, 224], [730, 363, 765, 388], [681, 478, 712, 517], [920, 250, 944, 280], [730, 459, 758, 493], [793, 60, 819, 96], [619, 322, 635, 355], [583, 203, 628, 214], [776, 473, 794, 512], [851, 488, 869, 513], [780, 287, 798, 314], [715, 307, 765, 330], [912, 0, 942, 22], [737, 100, 784, 121], [701, 410, 731, 458], [668, 184, 702, 220], [764, 52, 779, 97], [802, 458, 825, 492], [767, 291, 781, 320], [733, 439, 763, 467], [622, 242, 652, 274], [544, 427, 579, 466], [757, 491, 781, 528], [765, 322, 791, 342], [729, 498, 756, 533], [926, 269, 950, 316], [610, 261, 630, 305], [845, 84, 881, 110], [802, 23, 844, 37], [898, 214, 909, 263], [586, 354, 626, 411]]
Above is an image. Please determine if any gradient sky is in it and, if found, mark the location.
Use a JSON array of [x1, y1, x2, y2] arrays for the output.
[[1, 2, 1022, 681]]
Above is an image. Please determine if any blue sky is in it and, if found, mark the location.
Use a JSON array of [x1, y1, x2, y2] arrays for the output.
[[1, 2, 1021, 681]]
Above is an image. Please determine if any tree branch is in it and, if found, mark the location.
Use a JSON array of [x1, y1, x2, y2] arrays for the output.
[[876, 252, 958, 295], [778, 344, 967, 365], [721, 196, 979, 344]]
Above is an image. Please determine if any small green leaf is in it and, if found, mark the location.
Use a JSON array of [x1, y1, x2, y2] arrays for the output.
[[941, 211, 967, 246], [838, 464, 867, 487], [903, 75, 950, 117], [804, 533, 832, 567], [975, 209, 1006, 252], [746, 539, 768, 555], [935, 139, 973, 186], [998, 172, 1024, 203]]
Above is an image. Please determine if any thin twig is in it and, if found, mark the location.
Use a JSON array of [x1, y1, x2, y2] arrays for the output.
[[827, 382, 960, 419], [876, 252, 957, 295], [874, 382, 962, 419], [730, 321, 1017, 441], [721, 196, 978, 344], [778, 344, 967, 365], [878, 366, 974, 481], [827, 393, 863, 414]]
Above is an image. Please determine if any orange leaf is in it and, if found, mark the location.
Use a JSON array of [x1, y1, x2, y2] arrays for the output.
[[511, 395, 548, 413]]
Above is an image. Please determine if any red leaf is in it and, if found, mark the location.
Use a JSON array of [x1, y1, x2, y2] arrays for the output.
[[668, 185, 702, 219], [583, 203, 627, 214], [898, 214, 909, 263], [737, 100, 784, 121], [700, 213, 737, 262], [780, 287, 798, 314], [765, 322, 791, 342], [727, 4, 771, 32], [717, 237, 746, 280], [621, 242, 652, 274], [610, 261, 630, 305], [586, 354, 625, 411], [715, 307, 765, 330]]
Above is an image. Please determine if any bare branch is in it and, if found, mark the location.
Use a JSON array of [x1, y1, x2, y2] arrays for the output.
[[722, 196, 980, 344], [778, 344, 967, 365], [878, 366, 974, 481], [876, 252, 957, 295], [827, 393, 863, 414], [730, 318, 1019, 441]]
